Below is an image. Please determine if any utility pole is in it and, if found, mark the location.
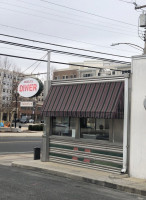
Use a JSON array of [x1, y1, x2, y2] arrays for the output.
[[135, 4, 146, 54], [41, 51, 51, 162], [45, 52, 50, 97]]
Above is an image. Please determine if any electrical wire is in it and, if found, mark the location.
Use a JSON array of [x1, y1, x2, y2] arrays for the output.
[[40, 0, 137, 27], [0, 6, 139, 37], [10, 0, 143, 33], [0, 24, 139, 54], [0, 33, 132, 59], [10, 0, 138, 29], [117, 0, 134, 4], [0, 52, 129, 72], [0, 40, 131, 64], [0, 45, 44, 54], [0, 1, 140, 34], [22, 53, 48, 73], [30, 53, 47, 74]]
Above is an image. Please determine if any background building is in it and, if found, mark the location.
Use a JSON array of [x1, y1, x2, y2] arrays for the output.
[[53, 60, 131, 80]]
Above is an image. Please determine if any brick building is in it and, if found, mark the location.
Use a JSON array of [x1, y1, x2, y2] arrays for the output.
[[53, 69, 79, 80]]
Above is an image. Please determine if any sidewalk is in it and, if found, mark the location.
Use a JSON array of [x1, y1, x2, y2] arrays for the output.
[[0, 126, 43, 137], [12, 159, 146, 197]]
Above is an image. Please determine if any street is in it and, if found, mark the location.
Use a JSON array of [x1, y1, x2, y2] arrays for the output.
[[0, 165, 144, 200], [0, 136, 41, 154], [0, 135, 145, 199]]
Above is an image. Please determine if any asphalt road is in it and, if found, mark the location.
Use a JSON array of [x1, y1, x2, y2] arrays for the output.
[[0, 165, 144, 200], [0, 136, 41, 154]]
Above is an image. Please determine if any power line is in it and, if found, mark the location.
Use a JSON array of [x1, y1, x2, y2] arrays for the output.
[[13, 0, 143, 34], [117, 0, 134, 4], [40, 0, 137, 27], [0, 45, 44, 54], [0, 24, 139, 54], [30, 53, 48, 74], [0, 40, 131, 65], [22, 53, 48, 73], [11, 0, 137, 30], [0, 6, 138, 37], [0, 52, 128, 72], [0, 1, 140, 34], [0, 33, 132, 59]]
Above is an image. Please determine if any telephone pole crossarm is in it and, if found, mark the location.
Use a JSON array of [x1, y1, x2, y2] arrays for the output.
[[135, 5, 146, 10]]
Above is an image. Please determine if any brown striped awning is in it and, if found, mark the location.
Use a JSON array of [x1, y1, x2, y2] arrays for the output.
[[42, 81, 124, 119]]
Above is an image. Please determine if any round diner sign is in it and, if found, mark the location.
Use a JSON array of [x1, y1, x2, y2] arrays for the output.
[[18, 78, 40, 98]]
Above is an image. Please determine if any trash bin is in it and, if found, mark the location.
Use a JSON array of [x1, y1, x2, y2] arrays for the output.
[[34, 147, 40, 160]]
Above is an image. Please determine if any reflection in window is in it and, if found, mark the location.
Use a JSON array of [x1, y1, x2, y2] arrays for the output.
[[52, 117, 76, 137], [80, 118, 109, 140]]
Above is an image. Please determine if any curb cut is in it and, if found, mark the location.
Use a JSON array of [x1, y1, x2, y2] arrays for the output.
[[12, 162, 146, 197]]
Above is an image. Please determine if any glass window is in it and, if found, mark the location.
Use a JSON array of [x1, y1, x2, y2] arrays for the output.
[[80, 118, 109, 140], [52, 117, 76, 137]]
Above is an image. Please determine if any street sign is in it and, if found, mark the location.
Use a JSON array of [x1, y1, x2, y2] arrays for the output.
[[20, 102, 33, 107]]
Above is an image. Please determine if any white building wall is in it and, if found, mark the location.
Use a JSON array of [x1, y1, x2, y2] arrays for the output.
[[129, 55, 146, 179]]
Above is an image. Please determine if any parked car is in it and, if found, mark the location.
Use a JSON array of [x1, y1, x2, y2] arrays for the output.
[[29, 119, 34, 123], [20, 118, 29, 123]]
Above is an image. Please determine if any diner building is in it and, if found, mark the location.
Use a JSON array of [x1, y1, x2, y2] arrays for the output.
[[41, 74, 130, 174]]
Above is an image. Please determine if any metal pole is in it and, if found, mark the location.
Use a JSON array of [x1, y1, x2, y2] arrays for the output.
[[121, 77, 129, 173], [41, 51, 51, 162], [45, 51, 50, 97], [14, 76, 18, 128], [14, 93, 17, 128], [143, 29, 146, 55]]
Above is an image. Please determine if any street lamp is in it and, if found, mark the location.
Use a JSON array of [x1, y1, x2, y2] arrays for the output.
[[111, 43, 143, 51]]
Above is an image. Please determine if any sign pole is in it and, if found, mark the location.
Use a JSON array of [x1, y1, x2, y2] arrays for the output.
[[41, 51, 51, 162]]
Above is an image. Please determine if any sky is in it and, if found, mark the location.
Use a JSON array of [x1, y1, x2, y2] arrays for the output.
[[0, 0, 146, 75]]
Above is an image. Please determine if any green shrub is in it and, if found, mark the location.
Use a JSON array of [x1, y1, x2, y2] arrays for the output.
[[28, 124, 43, 131]]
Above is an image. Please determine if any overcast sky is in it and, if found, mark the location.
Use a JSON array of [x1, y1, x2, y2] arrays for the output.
[[0, 0, 146, 75]]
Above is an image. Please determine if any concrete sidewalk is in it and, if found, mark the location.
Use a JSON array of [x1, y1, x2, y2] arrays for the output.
[[0, 132, 43, 137], [12, 159, 146, 197], [0, 126, 43, 137]]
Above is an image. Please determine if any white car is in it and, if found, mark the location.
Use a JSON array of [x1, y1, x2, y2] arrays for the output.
[[29, 119, 34, 123]]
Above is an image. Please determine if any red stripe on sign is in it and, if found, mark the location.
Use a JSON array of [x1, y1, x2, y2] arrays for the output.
[[73, 147, 78, 151], [84, 158, 90, 163]]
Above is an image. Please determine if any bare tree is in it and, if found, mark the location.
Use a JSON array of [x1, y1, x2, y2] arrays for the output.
[[0, 57, 21, 123]]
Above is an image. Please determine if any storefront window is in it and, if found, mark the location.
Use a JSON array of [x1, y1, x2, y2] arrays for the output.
[[80, 118, 109, 140], [52, 117, 76, 137]]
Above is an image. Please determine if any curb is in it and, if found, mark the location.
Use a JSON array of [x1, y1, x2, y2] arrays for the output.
[[12, 162, 146, 196]]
